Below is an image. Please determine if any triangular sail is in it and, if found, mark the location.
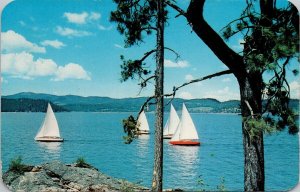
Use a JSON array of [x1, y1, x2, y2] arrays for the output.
[[137, 110, 149, 132], [179, 103, 199, 140], [170, 103, 199, 141], [163, 104, 180, 135], [35, 103, 61, 139], [170, 121, 181, 141]]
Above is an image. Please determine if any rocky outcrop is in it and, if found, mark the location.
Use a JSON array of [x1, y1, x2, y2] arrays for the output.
[[3, 161, 148, 192]]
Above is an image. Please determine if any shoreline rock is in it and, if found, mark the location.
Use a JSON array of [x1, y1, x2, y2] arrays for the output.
[[3, 160, 149, 192]]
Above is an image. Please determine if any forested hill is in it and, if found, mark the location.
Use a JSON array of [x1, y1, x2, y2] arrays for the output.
[[1, 92, 299, 113], [1, 98, 69, 112]]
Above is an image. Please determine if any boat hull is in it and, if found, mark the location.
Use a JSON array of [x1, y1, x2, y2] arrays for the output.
[[137, 131, 150, 135], [163, 134, 173, 139], [35, 137, 64, 142], [169, 140, 200, 146]]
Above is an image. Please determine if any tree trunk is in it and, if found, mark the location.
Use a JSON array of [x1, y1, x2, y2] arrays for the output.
[[186, 1, 267, 190], [152, 0, 164, 191], [238, 73, 265, 191]]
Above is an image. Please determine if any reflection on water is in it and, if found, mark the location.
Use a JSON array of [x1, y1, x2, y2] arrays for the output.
[[136, 135, 150, 158], [169, 145, 199, 174], [36, 142, 62, 154], [170, 145, 199, 164]]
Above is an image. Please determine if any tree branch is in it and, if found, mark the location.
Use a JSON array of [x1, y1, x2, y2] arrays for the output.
[[164, 47, 180, 60], [140, 49, 157, 62], [245, 100, 254, 117], [141, 26, 158, 31], [164, 69, 233, 105], [165, 1, 186, 17], [186, 0, 244, 78], [139, 75, 156, 87], [137, 96, 156, 119]]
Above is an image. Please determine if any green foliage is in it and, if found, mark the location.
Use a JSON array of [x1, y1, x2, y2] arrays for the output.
[[122, 115, 138, 144], [222, 26, 232, 40], [222, 0, 299, 135], [76, 157, 86, 166], [244, 117, 275, 140], [111, 0, 162, 47], [75, 157, 93, 168], [9, 156, 26, 174], [120, 55, 151, 82]]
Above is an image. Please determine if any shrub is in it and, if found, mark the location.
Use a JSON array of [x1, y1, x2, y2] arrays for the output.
[[8, 156, 26, 173], [75, 157, 92, 169]]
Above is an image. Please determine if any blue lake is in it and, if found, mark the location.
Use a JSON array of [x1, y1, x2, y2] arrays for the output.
[[1, 112, 299, 191]]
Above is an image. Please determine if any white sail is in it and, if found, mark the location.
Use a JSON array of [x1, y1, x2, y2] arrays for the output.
[[171, 103, 199, 141], [163, 104, 180, 136], [137, 110, 150, 132], [170, 121, 181, 141], [35, 103, 61, 139]]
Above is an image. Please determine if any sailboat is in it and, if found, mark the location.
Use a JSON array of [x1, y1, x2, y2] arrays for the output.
[[136, 110, 150, 134], [163, 104, 180, 139], [35, 103, 64, 142], [169, 103, 200, 146]]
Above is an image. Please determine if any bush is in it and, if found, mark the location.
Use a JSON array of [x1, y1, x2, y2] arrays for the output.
[[9, 156, 26, 173], [75, 157, 92, 169]]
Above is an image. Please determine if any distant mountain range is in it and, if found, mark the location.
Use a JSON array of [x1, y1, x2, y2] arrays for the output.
[[1, 92, 299, 113]]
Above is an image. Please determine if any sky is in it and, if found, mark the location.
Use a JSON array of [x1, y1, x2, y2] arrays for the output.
[[0, 0, 299, 101]]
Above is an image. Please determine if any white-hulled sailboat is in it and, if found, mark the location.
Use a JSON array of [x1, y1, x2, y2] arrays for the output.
[[169, 103, 200, 146], [35, 103, 64, 142], [163, 104, 180, 139], [136, 110, 150, 134]]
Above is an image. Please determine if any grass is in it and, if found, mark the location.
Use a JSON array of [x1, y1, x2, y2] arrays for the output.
[[8, 156, 27, 174], [75, 157, 93, 169]]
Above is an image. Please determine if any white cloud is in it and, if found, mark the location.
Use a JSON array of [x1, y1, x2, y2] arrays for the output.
[[64, 12, 89, 24], [222, 77, 231, 82], [98, 25, 113, 31], [2, 52, 90, 81], [114, 44, 124, 49], [63, 12, 101, 24], [89, 12, 101, 20], [2, 52, 57, 77], [1, 30, 46, 53], [204, 86, 240, 101], [164, 59, 189, 68], [41, 40, 66, 49], [289, 81, 300, 98], [55, 26, 91, 37], [185, 74, 194, 81], [178, 91, 194, 100], [53, 63, 91, 81]]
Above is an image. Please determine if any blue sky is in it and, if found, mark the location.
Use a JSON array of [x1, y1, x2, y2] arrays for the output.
[[1, 0, 299, 101]]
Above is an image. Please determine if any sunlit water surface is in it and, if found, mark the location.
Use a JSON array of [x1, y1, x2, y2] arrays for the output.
[[2, 112, 298, 190]]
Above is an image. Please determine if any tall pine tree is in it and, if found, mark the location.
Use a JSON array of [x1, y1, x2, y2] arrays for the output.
[[111, 0, 166, 190]]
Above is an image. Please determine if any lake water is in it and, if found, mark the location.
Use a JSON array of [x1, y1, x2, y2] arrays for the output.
[[1, 112, 299, 191]]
